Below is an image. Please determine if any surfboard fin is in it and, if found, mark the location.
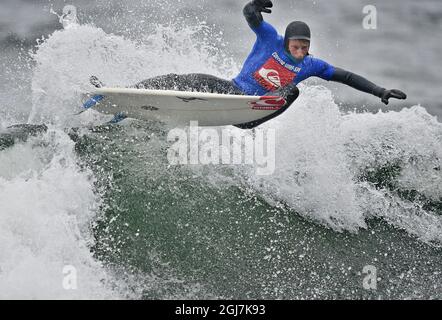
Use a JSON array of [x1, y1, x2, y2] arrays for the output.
[[75, 94, 105, 115], [75, 76, 106, 115], [106, 112, 128, 124]]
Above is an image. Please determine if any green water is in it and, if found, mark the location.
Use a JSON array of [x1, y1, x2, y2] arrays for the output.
[[73, 122, 442, 299]]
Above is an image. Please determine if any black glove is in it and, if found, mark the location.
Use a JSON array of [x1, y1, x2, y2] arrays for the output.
[[252, 0, 273, 14], [272, 83, 298, 98], [380, 89, 407, 105]]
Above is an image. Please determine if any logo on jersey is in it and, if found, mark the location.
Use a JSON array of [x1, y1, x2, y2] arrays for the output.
[[254, 57, 296, 91], [257, 68, 281, 88], [250, 96, 287, 110]]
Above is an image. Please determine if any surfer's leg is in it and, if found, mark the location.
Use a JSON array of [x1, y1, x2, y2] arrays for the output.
[[133, 74, 182, 90], [133, 73, 244, 95], [184, 74, 245, 95], [233, 85, 300, 129]]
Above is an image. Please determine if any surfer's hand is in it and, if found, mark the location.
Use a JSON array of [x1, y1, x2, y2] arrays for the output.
[[270, 83, 300, 106], [252, 0, 273, 14], [381, 89, 407, 105]]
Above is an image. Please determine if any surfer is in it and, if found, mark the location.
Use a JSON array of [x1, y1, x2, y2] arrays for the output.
[[102, 0, 407, 128]]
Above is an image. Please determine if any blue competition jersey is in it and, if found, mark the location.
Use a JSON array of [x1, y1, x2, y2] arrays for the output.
[[233, 21, 336, 96]]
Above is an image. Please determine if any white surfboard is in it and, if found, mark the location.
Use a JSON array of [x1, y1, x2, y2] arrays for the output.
[[82, 87, 286, 126]]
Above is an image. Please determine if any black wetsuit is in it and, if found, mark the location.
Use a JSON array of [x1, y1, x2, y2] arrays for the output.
[[134, 73, 243, 95]]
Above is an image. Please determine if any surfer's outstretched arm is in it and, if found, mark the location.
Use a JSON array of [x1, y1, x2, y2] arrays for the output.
[[243, 0, 273, 29], [330, 67, 407, 105], [243, 0, 278, 44]]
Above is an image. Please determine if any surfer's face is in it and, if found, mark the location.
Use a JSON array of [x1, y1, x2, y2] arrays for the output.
[[288, 39, 310, 60]]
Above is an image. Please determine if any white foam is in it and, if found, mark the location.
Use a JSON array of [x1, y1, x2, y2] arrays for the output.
[[4, 18, 239, 298], [0, 130, 121, 299], [240, 86, 442, 244]]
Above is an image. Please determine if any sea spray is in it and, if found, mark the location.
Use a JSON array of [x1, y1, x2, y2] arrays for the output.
[[0, 129, 122, 299]]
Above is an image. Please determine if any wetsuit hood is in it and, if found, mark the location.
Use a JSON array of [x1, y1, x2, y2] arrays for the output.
[[284, 21, 311, 50]]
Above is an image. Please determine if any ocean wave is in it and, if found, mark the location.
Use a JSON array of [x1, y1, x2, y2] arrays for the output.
[[240, 86, 442, 244]]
